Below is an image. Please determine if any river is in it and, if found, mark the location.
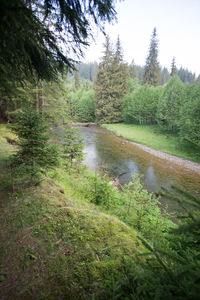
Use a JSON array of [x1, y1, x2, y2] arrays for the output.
[[78, 125, 200, 209]]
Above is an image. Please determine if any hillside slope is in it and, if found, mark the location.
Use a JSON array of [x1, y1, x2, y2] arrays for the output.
[[0, 125, 144, 299]]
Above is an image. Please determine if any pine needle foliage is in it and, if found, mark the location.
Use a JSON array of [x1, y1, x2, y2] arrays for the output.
[[0, 0, 117, 84], [103, 185, 200, 299], [143, 28, 161, 86], [170, 57, 177, 76], [94, 36, 128, 123], [10, 109, 60, 185], [62, 125, 84, 168]]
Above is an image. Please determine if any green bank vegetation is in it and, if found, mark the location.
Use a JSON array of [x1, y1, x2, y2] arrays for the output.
[[102, 123, 200, 163]]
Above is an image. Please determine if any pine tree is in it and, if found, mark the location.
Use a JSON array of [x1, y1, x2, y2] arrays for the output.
[[143, 28, 161, 86], [11, 109, 60, 184], [94, 36, 114, 123], [94, 36, 128, 123], [112, 36, 129, 119], [62, 125, 84, 168], [170, 57, 176, 76]]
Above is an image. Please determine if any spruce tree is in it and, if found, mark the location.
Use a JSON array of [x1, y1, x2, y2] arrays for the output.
[[143, 28, 161, 86], [170, 57, 176, 76], [11, 109, 60, 184], [112, 36, 129, 120], [94, 36, 128, 123], [62, 125, 84, 168]]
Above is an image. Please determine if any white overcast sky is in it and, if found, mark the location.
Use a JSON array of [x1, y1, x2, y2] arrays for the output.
[[82, 0, 200, 76]]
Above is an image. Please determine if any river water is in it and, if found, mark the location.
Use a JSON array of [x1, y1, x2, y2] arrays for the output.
[[78, 125, 200, 209]]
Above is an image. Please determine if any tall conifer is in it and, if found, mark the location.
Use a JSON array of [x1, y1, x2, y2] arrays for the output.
[[143, 28, 161, 86], [94, 36, 128, 123], [170, 57, 176, 76]]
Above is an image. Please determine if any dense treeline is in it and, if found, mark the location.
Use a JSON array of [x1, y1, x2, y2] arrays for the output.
[[69, 87, 96, 122], [76, 61, 198, 84], [69, 30, 200, 146], [123, 84, 163, 125], [78, 62, 98, 82], [0, 79, 69, 125], [68, 30, 200, 146], [122, 75, 200, 146], [69, 72, 200, 146]]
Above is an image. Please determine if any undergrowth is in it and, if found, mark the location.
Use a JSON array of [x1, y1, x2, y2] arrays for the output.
[[0, 170, 146, 299]]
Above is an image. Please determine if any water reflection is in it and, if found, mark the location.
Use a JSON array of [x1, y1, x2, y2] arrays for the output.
[[78, 125, 200, 204], [144, 165, 159, 190], [83, 143, 98, 172]]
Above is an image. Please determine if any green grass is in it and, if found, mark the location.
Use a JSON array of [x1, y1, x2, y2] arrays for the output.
[[102, 123, 200, 163]]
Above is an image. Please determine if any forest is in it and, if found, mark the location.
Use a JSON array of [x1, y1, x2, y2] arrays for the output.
[[68, 31, 200, 148], [0, 1, 200, 299]]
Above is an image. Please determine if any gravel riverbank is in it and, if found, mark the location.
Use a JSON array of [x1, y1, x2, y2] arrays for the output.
[[124, 138, 200, 175]]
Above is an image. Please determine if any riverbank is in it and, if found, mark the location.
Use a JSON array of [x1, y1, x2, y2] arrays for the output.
[[103, 124, 200, 172]]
